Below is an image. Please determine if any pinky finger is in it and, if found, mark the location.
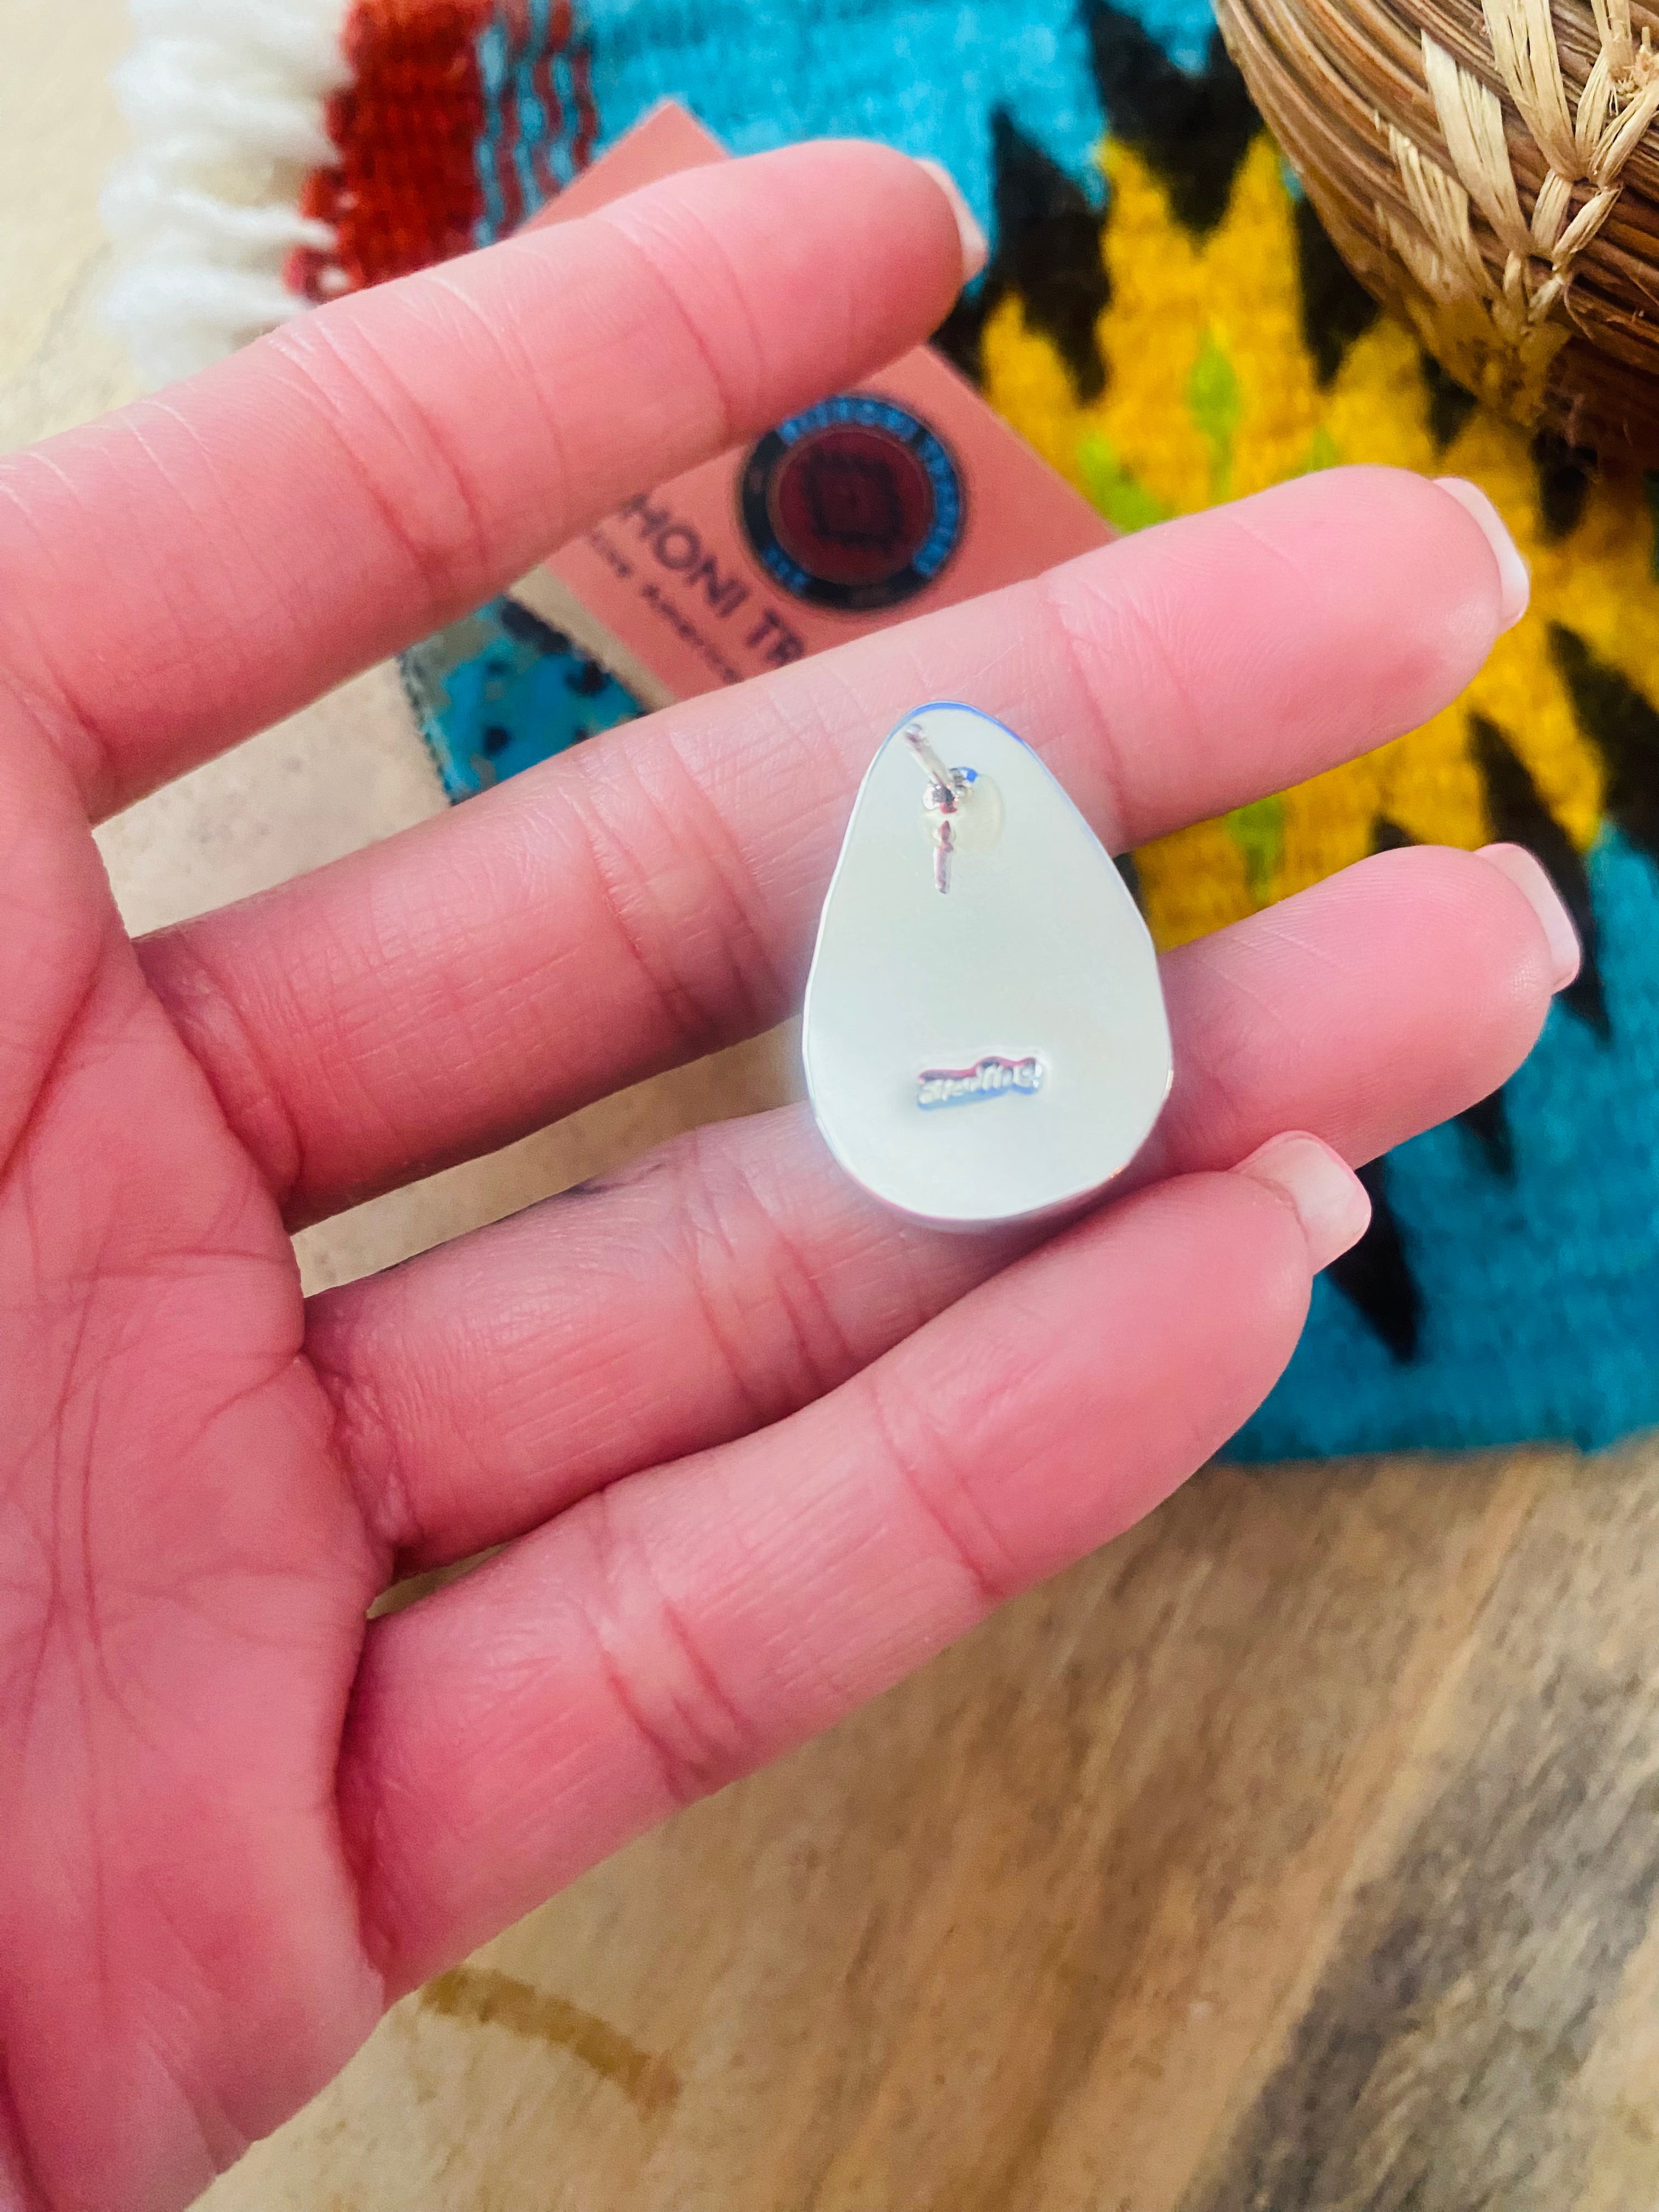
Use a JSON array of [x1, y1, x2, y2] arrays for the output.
[[339, 1138, 1368, 1993]]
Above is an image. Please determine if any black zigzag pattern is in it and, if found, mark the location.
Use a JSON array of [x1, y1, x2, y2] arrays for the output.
[[1080, 1, 1257, 234], [934, 107, 1110, 395], [1328, 1159, 1421, 1364], [1551, 624, 1659, 867], [1470, 712, 1610, 1038]]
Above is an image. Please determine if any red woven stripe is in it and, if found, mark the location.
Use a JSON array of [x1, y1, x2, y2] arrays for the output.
[[567, 21, 599, 173], [289, 0, 492, 301], [492, 0, 530, 236]]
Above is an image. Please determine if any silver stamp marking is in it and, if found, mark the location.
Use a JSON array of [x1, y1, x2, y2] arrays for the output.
[[916, 1054, 1045, 1110]]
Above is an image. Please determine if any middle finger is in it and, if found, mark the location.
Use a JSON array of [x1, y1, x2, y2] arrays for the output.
[[305, 842, 1561, 1573], [139, 467, 1513, 1225]]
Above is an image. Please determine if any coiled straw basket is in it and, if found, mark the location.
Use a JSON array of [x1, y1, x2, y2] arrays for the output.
[[1215, 0, 1659, 457]]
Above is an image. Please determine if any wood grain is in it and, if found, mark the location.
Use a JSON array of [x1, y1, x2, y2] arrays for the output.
[[185, 1444, 1659, 2212], [7, 9, 1659, 2207]]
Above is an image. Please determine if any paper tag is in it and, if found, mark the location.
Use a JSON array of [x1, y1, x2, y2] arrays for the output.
[[512, 101, 1111, 707]]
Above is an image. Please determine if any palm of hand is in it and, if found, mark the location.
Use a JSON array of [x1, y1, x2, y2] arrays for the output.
[[3, 748, 382, 2192], [0, 146, 1561, 2211]]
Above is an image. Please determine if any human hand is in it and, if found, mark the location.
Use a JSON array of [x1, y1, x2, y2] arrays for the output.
[[0, 144, 1573, 2209]]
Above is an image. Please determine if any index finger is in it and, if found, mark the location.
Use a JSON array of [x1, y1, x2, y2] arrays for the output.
[[141, 466, 1515, 1227], [0, 142, 969, 820]]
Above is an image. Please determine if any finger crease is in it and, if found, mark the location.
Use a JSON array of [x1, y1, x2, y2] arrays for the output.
[[589, 216, 746, 454], [265, 320, 494, 623], [564, 762, 748, 1060], [861, 1369, 1018, 1613], [657, 732, 792, 1026], [713, 1138, 866, 1404], [672, 1142, 781, 1432], [1032, 568, 1141, 855], [582, 1488, 758, 1809], [143, 933, 309, 1209], [307, 1338, 418, 1567]]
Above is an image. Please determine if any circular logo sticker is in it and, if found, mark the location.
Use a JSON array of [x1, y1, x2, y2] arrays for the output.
[[739, 394, 966, 613]]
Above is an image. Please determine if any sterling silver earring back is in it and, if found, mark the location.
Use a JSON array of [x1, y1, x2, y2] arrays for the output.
[[802, 702, 1173, 1228]]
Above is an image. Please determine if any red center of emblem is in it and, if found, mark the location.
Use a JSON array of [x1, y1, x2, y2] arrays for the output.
[[766, 426, 938, 590]]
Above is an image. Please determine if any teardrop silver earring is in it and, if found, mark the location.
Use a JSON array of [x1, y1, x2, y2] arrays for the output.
[[801, 703, 1173, 1228]]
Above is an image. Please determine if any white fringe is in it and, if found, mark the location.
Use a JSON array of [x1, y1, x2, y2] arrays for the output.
[[102, 0, 352, 388]]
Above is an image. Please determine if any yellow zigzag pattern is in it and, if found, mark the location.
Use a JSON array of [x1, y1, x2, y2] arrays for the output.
[[978, 133, 1659, 950]]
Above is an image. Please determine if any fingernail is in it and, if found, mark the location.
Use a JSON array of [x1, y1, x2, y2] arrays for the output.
[[915, 157, 989, 283], [1234, 1133, 1372, 1274], [1433, 477, 1530, 630], [1476, 841, 1582, 990]]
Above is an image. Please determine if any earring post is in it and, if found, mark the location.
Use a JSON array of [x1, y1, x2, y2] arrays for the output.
[[902, 723, 965, 803], [902, 723, 969, 895]]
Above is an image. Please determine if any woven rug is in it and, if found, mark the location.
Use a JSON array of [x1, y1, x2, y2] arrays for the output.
[[105, 0, 1659, 1461]]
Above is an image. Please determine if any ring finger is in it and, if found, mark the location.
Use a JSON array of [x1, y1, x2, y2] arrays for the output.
[[306, 840, 1567, 1575]]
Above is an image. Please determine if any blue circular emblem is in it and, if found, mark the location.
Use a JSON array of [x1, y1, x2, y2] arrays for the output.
[[738, 393, 966, 614]]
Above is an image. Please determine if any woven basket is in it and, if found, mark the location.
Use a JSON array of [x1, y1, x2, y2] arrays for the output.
[[1215, 0, 1659, 458]]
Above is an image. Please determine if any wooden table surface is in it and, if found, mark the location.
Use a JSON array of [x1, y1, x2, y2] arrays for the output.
[[8, 5, 1659, 2205]]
